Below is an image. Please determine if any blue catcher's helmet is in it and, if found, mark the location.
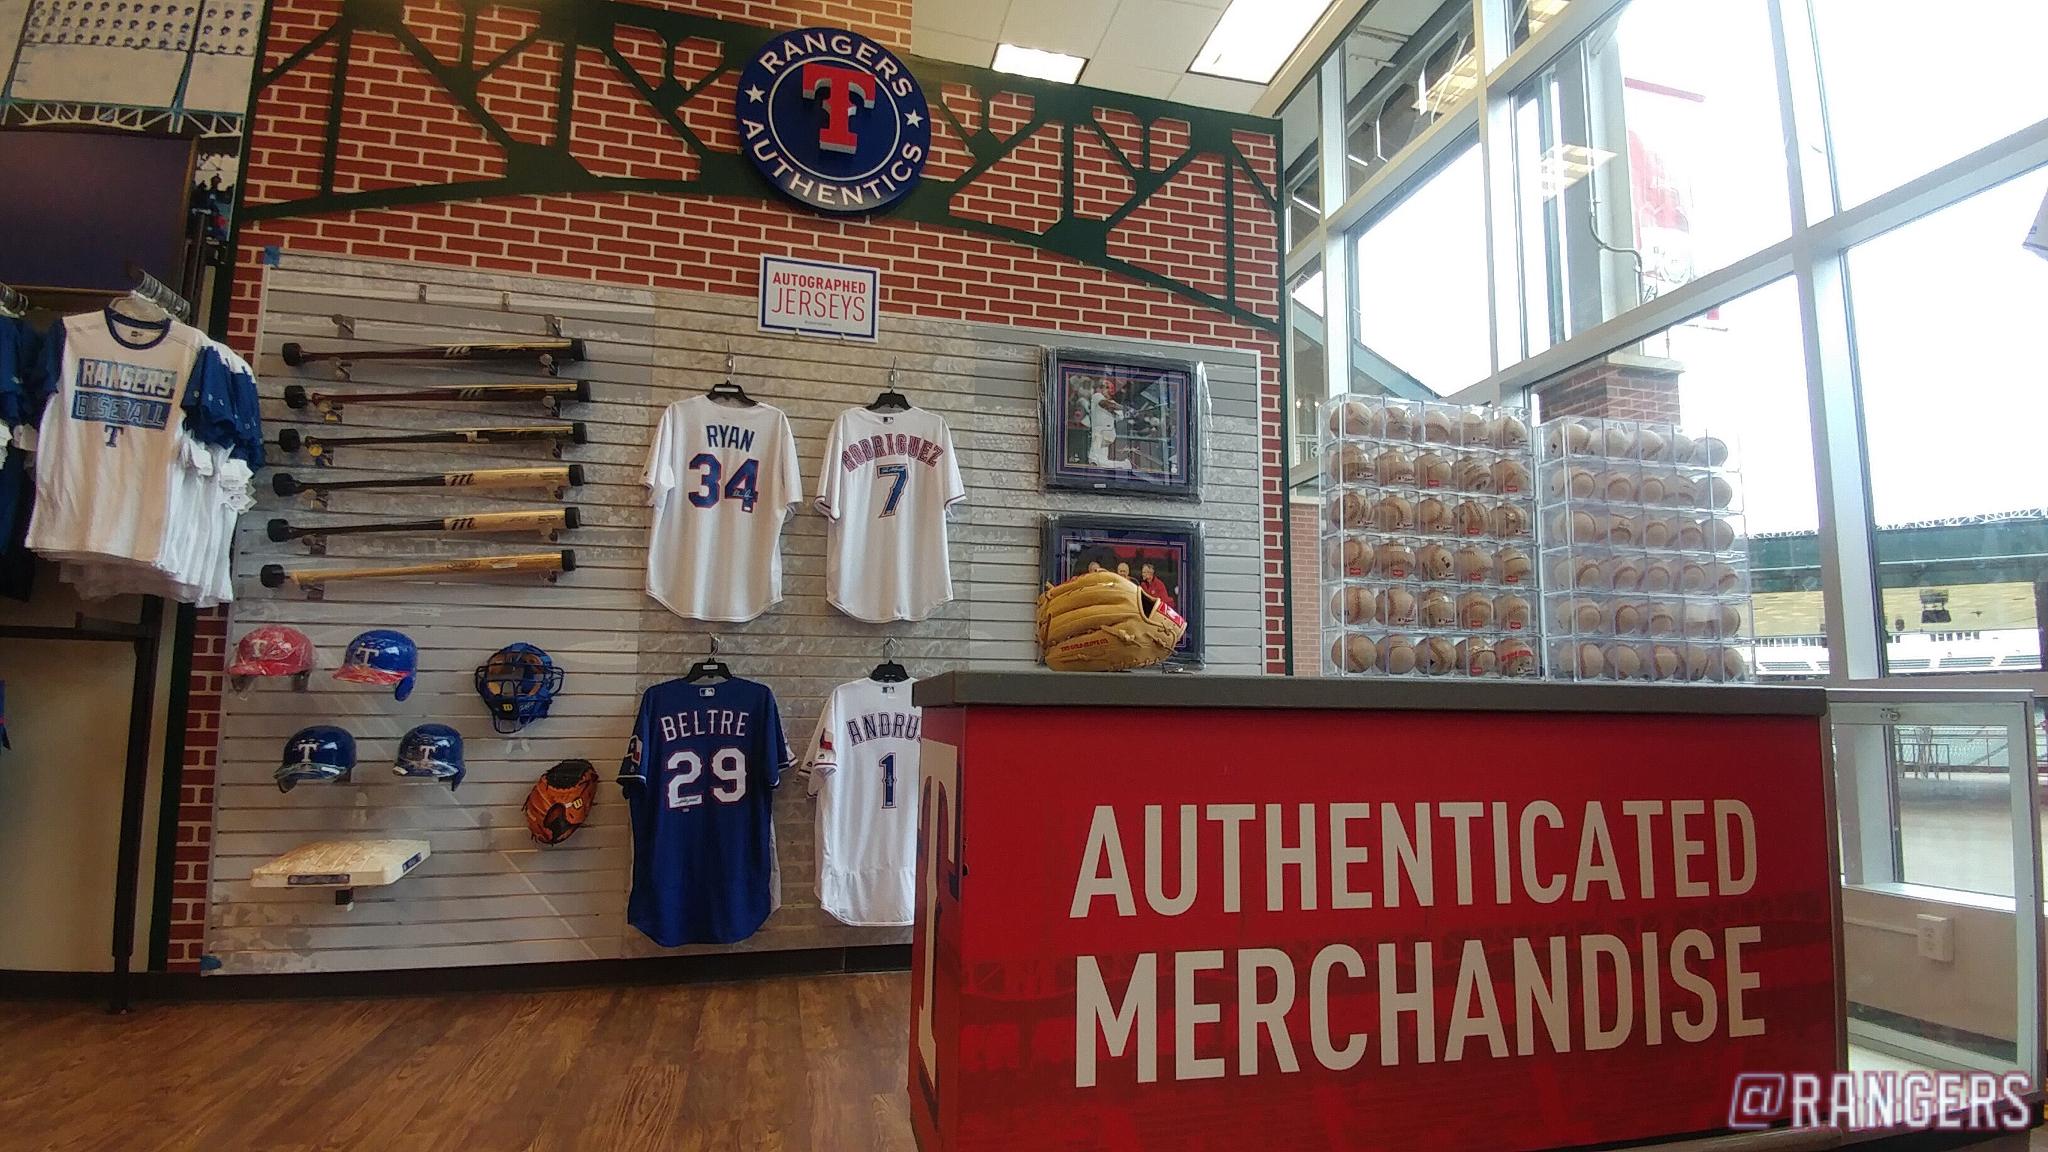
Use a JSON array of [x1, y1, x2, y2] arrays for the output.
[[474, 643, 564, 734], [334, 629, 418, 701], [395, 723, 464, 790], [276, 725, 355, 793]]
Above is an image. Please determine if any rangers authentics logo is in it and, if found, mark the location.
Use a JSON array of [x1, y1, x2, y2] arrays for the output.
[[735, 27, 931, 214]]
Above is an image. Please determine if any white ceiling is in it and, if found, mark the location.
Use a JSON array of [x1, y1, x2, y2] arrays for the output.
[[912, 0, 1270, 113]]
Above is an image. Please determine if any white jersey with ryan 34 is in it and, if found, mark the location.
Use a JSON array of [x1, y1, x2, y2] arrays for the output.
[[643, 395, 801, 622], [815, 406, 964, 622]]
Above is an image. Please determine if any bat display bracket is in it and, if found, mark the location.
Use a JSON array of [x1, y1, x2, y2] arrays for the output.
[[329, 313, 356, 339]]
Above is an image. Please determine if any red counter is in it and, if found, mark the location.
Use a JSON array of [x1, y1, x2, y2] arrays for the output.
[[907, 674, 1840, 1152]]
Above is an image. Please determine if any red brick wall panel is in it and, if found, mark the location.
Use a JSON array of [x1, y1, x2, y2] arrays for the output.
[[949, 123, 1062, 236], [475, 39, 564, 145], [1073, 123, 1134, 221], [1106, 155, 1227, 297], [405, 0, 466, 66], [568, 48, 701, 181], [332, 33, 507, 195]]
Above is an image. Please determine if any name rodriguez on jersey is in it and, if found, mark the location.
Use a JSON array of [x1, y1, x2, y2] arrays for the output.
[[1069, 798, 1775, 1087], [838, 430, 946, 471]]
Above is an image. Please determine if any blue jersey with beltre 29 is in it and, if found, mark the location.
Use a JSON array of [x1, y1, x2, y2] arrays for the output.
[[620, 675, 791, 946]]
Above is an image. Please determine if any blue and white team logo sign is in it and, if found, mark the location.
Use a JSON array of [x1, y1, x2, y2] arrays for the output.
[[735, 28, 931, 214]]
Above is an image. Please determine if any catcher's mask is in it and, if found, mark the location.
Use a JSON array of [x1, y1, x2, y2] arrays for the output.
[[526, 759, 598, 845], [475, 643, 565, 734]]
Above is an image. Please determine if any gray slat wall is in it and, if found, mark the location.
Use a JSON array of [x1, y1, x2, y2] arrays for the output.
[[207, 251, 1263, 974]]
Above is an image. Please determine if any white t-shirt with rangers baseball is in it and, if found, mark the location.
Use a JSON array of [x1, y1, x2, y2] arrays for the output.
[[802, 676, 921, 927], [643, 394, 801, 622], [25, 309, 231, 569], [815, 406, 965, 622]]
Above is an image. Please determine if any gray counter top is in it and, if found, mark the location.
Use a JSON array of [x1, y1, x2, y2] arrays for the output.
[[911, 671, 1829, 716]]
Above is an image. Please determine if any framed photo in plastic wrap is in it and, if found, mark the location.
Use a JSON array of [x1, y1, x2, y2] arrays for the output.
[[1041, 513, 1203, 667], [1040, 349, 1201, 498]]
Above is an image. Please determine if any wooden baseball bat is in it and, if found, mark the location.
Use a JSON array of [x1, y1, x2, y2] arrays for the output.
[[275, 423, 585, 454], [260, 550, 576, 589], [284, 379, 590, 413], [267, 507, 581, 542], [272, 465, 584, 498], [280, 338, 585, 368]]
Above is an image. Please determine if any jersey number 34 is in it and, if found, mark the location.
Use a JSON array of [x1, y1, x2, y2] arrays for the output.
[[687, 454, 760, 512], [665, 748, 747, 809]]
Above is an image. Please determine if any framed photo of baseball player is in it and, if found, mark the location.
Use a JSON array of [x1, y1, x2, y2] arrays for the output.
[[1040, 349, 1202, 498], [1041, 514, 1203, 667]]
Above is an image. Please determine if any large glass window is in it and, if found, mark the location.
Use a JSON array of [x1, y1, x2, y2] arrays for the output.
[[1513, 0, 1789, 355], [1814, 0, 2048, 209], [1281, 81, 1321, 251], [1353, 140, 1491, 395], [1510, 0, 1572, 50], [1287, 259, 1329, 477], [1530, 278, 1825, 679], [1849, 167, 2048, 676], [1342, 14, 1479, 197]]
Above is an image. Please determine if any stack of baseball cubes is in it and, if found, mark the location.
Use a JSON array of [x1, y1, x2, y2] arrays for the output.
[[1319, 396, 1542, 678], [1534, 415, 1755, 683]]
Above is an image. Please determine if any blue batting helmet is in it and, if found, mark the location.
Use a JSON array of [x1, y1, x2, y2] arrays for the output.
[[276, 725, 355, 793], [474, 643, 564, 734], [395, 723, 464, 790], [334, 629, 417, 701]]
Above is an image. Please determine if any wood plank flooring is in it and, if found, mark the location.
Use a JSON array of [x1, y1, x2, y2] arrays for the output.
[[0, 972, 914, 1152]]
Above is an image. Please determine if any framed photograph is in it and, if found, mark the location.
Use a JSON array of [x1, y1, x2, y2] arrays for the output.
[[1041, 514, 1203, 668], [1042, 349, 1202, 498]]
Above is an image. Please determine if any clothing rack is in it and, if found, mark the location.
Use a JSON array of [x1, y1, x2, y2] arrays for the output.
[[123, 263, 191, 323], [0, 600, 164, 1012]]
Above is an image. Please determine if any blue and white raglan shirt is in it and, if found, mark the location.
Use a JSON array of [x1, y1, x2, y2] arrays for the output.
[[619, 675, 792, 946], [24, 308, 260, 603]]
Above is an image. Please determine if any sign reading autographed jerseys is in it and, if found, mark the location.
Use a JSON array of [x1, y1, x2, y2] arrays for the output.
[[759, 255, 880, 340], [736, 27, 931, 214]]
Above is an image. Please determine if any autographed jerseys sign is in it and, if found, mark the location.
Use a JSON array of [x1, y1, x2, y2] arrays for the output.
[[816, 406, 965, 622], [643, 396, 801, 622], [736, 27, 931, 214]]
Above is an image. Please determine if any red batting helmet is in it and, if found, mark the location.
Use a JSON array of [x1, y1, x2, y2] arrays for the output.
[[229, 626, 316, 681]]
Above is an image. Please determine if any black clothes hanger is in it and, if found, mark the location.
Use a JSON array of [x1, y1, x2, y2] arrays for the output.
[[867, 360, 911, 412], [869, 637, 910, 683], [685, 636, 732, 682], [708, 349, 757, 407]]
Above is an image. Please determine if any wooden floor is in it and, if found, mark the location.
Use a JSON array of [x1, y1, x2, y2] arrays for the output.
[[0, 972, 915, 1152]]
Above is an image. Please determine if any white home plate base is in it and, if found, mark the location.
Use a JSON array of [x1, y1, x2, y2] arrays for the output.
[[251, 839, 429, 906]]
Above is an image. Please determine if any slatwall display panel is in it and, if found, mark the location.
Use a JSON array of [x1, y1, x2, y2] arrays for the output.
[[208, 252, 1264, 975]]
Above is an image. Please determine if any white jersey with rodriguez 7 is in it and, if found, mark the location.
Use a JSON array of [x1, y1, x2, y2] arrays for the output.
[[815, 406, 965, 622], [643, 395, 801, 622]]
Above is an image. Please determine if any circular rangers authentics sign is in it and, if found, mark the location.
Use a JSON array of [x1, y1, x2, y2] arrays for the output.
[[735, 27, 932, 214]]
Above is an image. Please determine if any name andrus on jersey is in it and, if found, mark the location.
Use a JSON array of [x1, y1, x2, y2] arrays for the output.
[[840, 431, 945, 471], [843, 709, 921, 747]]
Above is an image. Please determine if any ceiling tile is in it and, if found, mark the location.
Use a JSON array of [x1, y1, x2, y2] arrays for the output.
[[915, 0, 1012, 40], [1092, 0, 1221, 69], [1079, 62, 1184, 99], [998, 0, 1117, 58], [912, 28, 998, 68], [1168, 71, 1266, 112]]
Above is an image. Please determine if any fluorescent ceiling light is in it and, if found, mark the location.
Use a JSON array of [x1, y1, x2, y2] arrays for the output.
[[993, 43, 1085, 84], [1191, 0, 1335, 85]]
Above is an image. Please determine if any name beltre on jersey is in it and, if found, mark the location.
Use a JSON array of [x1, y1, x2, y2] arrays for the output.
[[655, 707, 753, 741]]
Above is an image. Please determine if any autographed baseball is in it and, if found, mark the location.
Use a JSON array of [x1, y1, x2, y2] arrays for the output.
[[1493, 413, 1531, 451], [1641, 559, 1675, 593], [1373, 495, 1417, 532], [1604, 643, 1643, 680], [1683, 644, 1714, 682], [1599, 470, 1637, 502], [1636, 428, 1668, 462], [1549, 466, 1597, 501], [1452, 500, 1490, 536], [1489, 502, 1530, 538], [1455, 545, 1494, 584], [1417, 496, 1453, 533], [1719, 647, 1748, 681], [1668, 432, 1695, 466], [1546, 420, 1593, 457], [1456, 456, 1496, 493], [1375, 542, 1415, 580], [1638, 473, 1670, 505], [1605, 554, 1643, 592], [1700, 477, 1736, 511], [1458, 591, 1495, 630], [1376, 449, 1415, 487], [1607, 514, 1638, 547], [1422, 409, 1457, 444], [1380, 634, 1418, 675], [1569, 597, 1605, 633], [1329, 585, 1377, 625], [1459, 410, 1491, 447], [1676, 520, 1706, 551], [1495, 636, 1538, 676], [1647, 601, 1680, 636], [1642, 516, 1675, 549], [1457, 637, 1499, 677], [1419, 588, 1457, 628], [1709, 561, 1743, 594], [1416, 543, 1456, 581], [1679, 561, 1710, 593], [1416, 451, 1453, 489], [1601, 424, 1635, 458], [1331, 632, 1378, 674], [1377, 586, 1419, 627], [1650, 644, 1684, 681], [1331, 534, 1371, 578], [1419, 635, 1457, 675], [1491, 459, 1530, 495], [1692, 435, 1730, 467], [1496, 546, 1531, 585], [1333, 442, 1374, 482], [1382, 404, 1415, 440], [1705, 518, 1737, 551], [1329, 399, 1380, 438], [1496, 594, 1532, 631], [1611, 600, 1646, 634]]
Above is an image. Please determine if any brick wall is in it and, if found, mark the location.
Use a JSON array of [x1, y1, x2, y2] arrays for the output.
[[177, 0, 1284, 971], [1537, 354, 1683, 424], [166, 607, 227, 970], [1290, 498, 1321, 676]]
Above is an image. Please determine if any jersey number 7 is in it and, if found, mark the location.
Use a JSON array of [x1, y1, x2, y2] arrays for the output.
[[877, 464, 908, 517], [687, 454, 761, 512]]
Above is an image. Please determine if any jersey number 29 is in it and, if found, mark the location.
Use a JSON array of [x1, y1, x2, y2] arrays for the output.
[[687, 453, 761, 512], [665, 747, 747, 809]]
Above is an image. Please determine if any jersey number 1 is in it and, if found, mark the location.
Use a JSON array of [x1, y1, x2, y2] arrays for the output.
[[880, 752, 897, 810], [687, 453, 761, 512]]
